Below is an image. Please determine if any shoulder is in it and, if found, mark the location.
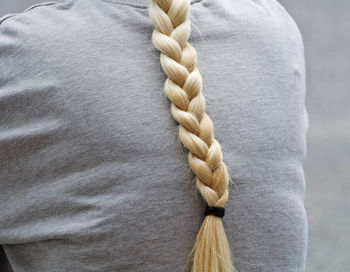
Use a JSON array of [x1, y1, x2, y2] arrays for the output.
[[0, 2, 58, 25], [192, 0, 305, 78], [0, 1, 69, 33], [196, 0, 304, 51], [0, 1, 77, 81], [0, 1, 67, 47], [0, 1, 78, 53]]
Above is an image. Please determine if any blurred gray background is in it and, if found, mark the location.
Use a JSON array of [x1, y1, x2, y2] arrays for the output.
[[0, 1, 349, 272]]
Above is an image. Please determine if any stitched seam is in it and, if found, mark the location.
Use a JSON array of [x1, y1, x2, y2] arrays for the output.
[[0, 1, 58, 26], [0, 14, 17, 25], [101, 0, 203, 9], [101, 0, 149, 9]]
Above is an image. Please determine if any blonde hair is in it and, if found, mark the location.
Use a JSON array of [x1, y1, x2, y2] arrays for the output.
[[149, 0, 235, 271]]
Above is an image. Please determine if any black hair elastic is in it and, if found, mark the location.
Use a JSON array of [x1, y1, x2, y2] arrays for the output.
[[205, 205, 225, 219]]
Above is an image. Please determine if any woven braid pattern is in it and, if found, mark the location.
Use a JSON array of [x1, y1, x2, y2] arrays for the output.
[[149, 0, 229, 209], [149, 1, 235, 271]]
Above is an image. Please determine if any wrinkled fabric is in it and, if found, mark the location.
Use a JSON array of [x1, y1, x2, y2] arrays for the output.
[[0, 0, 309, 271]]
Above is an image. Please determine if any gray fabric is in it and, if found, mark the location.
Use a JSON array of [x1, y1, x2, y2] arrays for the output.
[[0, 0, 309, 271]]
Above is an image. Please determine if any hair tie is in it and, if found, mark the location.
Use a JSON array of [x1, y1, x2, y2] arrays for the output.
[[205, 205, 225, 219]]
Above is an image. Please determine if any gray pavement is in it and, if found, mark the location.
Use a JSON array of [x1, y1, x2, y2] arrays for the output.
[[0, 1, 349, 272]]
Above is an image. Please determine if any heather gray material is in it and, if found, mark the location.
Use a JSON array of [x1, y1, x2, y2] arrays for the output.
[[0, 0, 309, 271]]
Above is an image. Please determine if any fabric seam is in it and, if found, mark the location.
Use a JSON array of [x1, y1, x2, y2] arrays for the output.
[[0, 1, 58, 26], [101, 0, 202, 9]]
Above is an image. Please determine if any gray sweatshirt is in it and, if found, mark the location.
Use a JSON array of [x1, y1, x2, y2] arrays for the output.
[[0, 0, 308, 271]]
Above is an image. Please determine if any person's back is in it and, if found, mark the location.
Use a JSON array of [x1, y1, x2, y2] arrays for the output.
[[0, 0, 308, 271]]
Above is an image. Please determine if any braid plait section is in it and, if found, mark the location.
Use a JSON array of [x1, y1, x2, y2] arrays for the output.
[[149, 0, 235, 271]]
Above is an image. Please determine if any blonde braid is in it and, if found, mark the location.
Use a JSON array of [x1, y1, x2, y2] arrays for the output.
[[149, 0, 235, 271]]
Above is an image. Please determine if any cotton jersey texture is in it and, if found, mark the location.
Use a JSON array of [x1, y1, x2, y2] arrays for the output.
[[0, 0, 309, 271]]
